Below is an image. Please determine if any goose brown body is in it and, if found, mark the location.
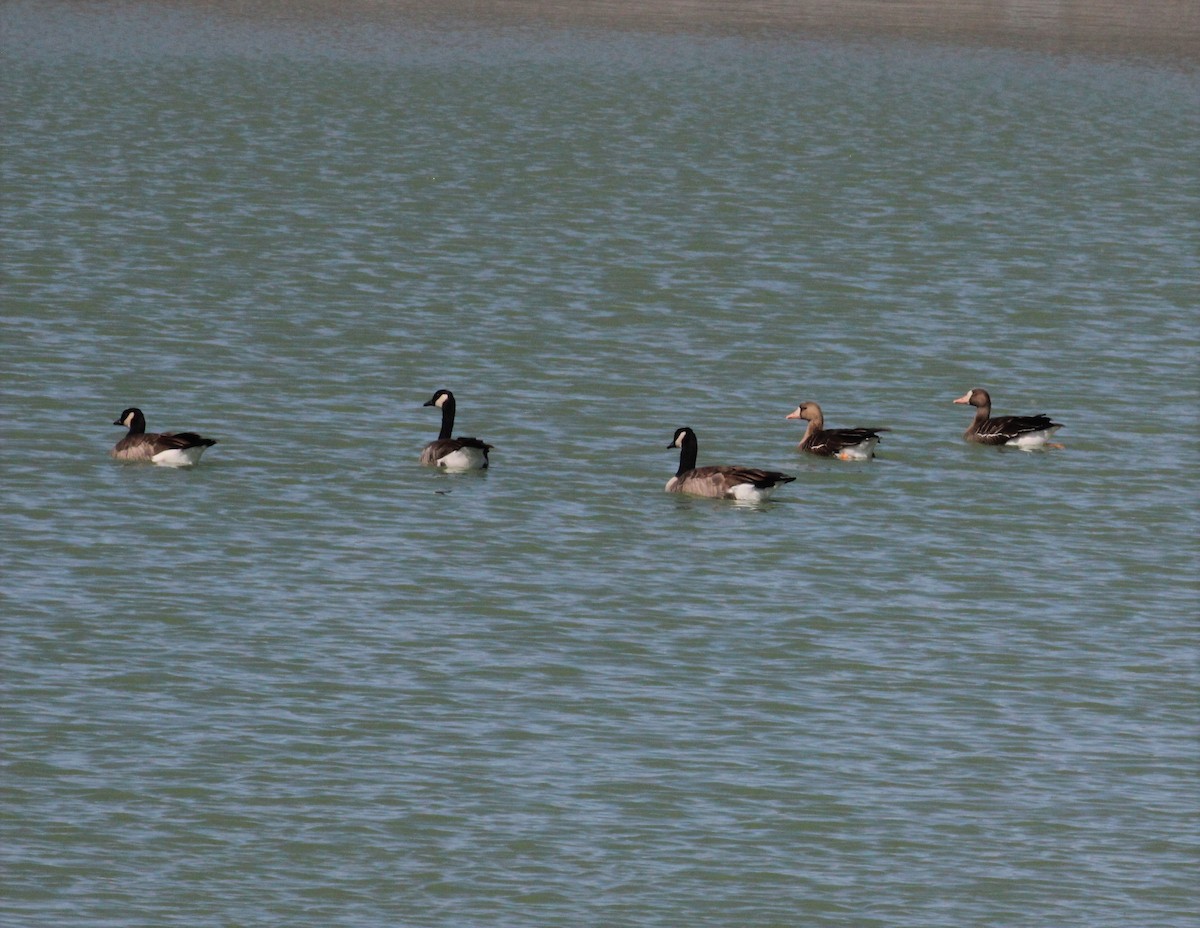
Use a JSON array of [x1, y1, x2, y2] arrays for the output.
[[419, 390, 493, 470], [785, 401, 888, 460], [666, 427, 795, 501], [111, 407, 217, 466], [954, 388, 1063, 448]]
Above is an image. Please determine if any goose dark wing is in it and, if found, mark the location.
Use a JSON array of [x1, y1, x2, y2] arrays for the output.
[[976, 414, 1058, 442], [808, 427, 887, 455], [718, 466, 796, 489], [157, 431, 217, 450]]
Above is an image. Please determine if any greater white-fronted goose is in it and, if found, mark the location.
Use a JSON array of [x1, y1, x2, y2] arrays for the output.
[[954, 388, 1063, 449], [666, 427, 795, 501], [419, 389, 493, 470], [111, 407, 217, 466], [785, 401, 889, 461]]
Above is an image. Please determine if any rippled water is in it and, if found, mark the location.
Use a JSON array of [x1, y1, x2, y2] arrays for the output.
[[2, 2, 1198, 926]]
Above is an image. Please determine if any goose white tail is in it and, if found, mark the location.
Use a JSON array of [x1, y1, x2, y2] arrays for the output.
[[151, 446, 210, 467]]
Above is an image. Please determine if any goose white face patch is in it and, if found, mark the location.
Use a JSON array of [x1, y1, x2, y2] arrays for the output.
[[124, 412, 136, 426], [434, 393, 448, 408]]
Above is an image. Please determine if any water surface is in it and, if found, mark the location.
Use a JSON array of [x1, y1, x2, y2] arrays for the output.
[[2, 3, 1197, 926]]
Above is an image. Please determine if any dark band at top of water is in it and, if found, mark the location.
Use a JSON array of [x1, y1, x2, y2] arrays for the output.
[[165, 0, 1200, 65]]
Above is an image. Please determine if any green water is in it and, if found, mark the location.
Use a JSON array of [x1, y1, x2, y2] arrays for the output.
[[2, 3, 1197, 926]]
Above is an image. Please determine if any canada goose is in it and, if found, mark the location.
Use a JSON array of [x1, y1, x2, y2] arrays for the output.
[[419, 389, 493, 470], [666, 427, 795, 501], [785, 401, 889, 460], [111, 407, 217, 466], [953, 388, 1063, 448]]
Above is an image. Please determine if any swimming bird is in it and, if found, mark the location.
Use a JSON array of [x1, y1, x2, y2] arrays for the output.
[[953, 388, 1063, 449], [666, 427, 795, 501], [111, 407, 217, 466], [419, 389, 493, 470], [785, 401, 889, 460]]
